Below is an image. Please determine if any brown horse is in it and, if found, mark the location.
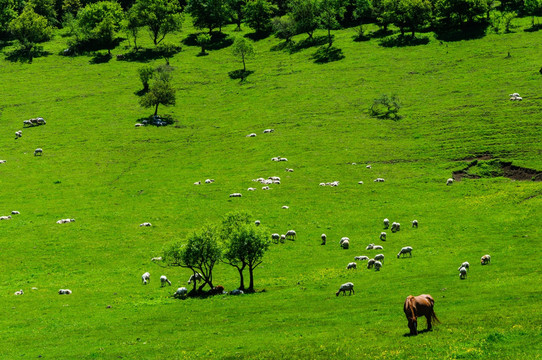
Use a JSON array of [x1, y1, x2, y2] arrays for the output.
[[404, 294, 439, 335]]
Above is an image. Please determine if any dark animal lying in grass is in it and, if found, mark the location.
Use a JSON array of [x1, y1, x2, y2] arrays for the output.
[[404, 294, 439, 335]]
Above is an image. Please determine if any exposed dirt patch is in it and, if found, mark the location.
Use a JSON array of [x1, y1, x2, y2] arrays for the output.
[[453, 159, 542, 181], [460, 153, 493, 161]]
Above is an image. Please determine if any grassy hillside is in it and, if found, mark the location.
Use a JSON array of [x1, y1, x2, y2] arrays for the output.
[[0, 17, 541, 359]]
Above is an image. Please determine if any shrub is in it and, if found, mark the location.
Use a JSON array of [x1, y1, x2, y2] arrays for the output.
[[369, 94, 401, 119]]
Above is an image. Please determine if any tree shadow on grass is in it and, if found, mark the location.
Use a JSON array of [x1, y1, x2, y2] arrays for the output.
[[524, 24, 542, 32], [369, 28, 394, 39], [89, 52, 112, 64], [228, 69, 254, 82], [270, 40, 293, 52], [244, 31, 272, 41], [120, 48, 164, 62], [5, 46, 50, 63], [379, 35, 430, 47], [403, 329, 433, 337], [288, 35, 328, 54], [434, 22, 488, 42], [183, 32, 233, 51], [311, 46, 345, 64], [353, 33, 371, 42]]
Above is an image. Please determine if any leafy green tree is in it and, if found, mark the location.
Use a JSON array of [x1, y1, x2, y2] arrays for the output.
[[139, 66, 176, 116], [138, 64, 154, 91], [76, 1, 124, 51], [272, 14, 297, 43], [196, 33, 211, 54], [9, 5, 52, 52], [232, 36, 254, 71], [187, 0, 230, 34], [435, 0, 488, 26], [353, 0, 372, 36], [156, 42, 177, 64], [0, 0, 18, 36], [388, 0, 431, 36], [26, 0, 57, 25], [318, 0, 345, 47], [124, 5, 142, 50], [288, 0, 319, 39], [371, 0, 394, 31], [370, 94, 401, 119], [220, 212, 270, 292], [243, 0, 277, 34], [164, 225, 222, 293], [130, 0, 183, 46], [226, 0, 246, 30], [524, 0, 542, 27]]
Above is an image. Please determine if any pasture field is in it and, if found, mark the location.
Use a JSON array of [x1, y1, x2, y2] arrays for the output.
[[0, 17, 541, 359]]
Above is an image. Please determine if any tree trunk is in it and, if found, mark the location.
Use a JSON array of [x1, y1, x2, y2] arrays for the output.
[[328, 28, 332, 47], [154, 103, 159, 116], [242, 54, 246, 72], [248, 266, 255, 292], [307, 31, 313, 40], [238, 268, 245, 290]]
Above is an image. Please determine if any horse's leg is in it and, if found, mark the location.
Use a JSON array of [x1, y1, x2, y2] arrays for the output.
[[426, 314, 432, 331]]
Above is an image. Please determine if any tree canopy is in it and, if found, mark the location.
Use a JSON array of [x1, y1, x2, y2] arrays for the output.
[[9, 5, 52, 49], [130, 0, 183, 46], [187, 0, 230, 34]]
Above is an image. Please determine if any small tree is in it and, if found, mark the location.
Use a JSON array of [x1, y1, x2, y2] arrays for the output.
[[272, 15, 297, 43], [124, 5, 142, 51], [76, 1, 124, 52], [370, 94, 401, 120], [138, 64, 154, 91], [227, 0, 246, 30], [9, 5, 52, 57], [318, 0, 346, 47], [164, 225, 222, 293], [139, 66, 176, 116], [196, 33, 211, 54], [243, 0, 277, 34], [288, 0, 319, 40], [353, 0, 372, 38], [156, 42, 177, 64], [232, 36, 255, 72]]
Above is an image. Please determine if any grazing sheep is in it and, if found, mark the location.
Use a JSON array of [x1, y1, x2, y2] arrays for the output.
[[205, 179, 214, 184], [140, 222, 152, 227], [374, 178, 385, 182], [397, 246, 413, 258], [391, 222, 400, 232], [246, 133, 257, 137], [374, 253, 385, 262], [355, 256, 369, 261], [374, 260, 382, 271], [366, 165, 372, 169], [151, 257, 163, 262], [341, 240, 350, 249], [23, 120, 32, 126], [373, 245, 383, 250], [269, 176, 281, 181], [263, 129, 274, 133], [160, 275, 172, 287], [135, 123, 144, 127], [280, 234, 286, 242], [279, 157, 288, 162], [255, 220, 261, 226], [58, 289, 72, 295], [367, 259, 375, 269], [15, 130, 22, 138], [262, 186, 270, 190], [194, 181, 201, 185], [0, 160, 6, 164], [446, 178, 454, 185], [34, 148, 43, 156], [14, 289, 24, 296], [380, 232, 387, 241], [0, 215, 12, 220], [282, 205, 289, 209], [509, 93, 520, 97], [412, 220, 418, 228], [56, 218, 75, 224], [11, 211, 20, 215], [340, 237, 350, 245], [285, 230, 297, 240], [272, 157, 280, 162], [383, 218, 389, 229], [358, 181, 364, 184], [459, 267, 467, 279], [174, 287, 188, 299], [335, 282, 354, 296], [458, 262, 469, 271], [346, 262, 357, 270], [286, 168, 294, 172], [319, 183, 326, 186], [509, 93, 522, 101], [142, 272, 150, 285], [229, 193, 242, 197], [247, 187, 256, 191], [481, 254, 491, 265], [230, 289, 244, 295], [271, 233, 280, 243], [321, 234, 326, 245], [188, 273, 203, 284], [366, 243, 375, 250]]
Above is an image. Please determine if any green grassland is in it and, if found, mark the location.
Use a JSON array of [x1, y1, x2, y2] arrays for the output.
[[0, 17, 541, 359]]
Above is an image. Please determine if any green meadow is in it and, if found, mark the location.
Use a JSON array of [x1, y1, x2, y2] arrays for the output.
[[0, 16, 541, 359]]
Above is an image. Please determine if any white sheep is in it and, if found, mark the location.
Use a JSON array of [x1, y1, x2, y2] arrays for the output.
[[194, 181, 201, 185], [459, 267, 467, 279], [0, 215, 12, 220], [15, 130, 22, 138], [279, 157, 288, 162], [140, 222, 152, 227], [374, 253, 385, 262], [271, 233, 280, 243], [151, 257, 163, 262], [205, 179, 214, 184], [255, 220, 261, 226], [286, 230, 297, 240], [247, 187, 256, 191], [280, 234, 286, 242], [341, 240, 350, 249], [446, 178, 454, 185], [174, 287, 188, 299], [263, 129, 274, 133], [11, 211, 20, 215], [374, 260, 382, 271], [366, 165, 372, 169], [188, 273, 203, 284], [160, 275, 172, 287], [380, 232, 387, 241], [34, 148, 43, 156], [321, 234, 327, 245], [272, 157, 280, 162], [273, 180, 281, 184], [0, 160, 6, 164], [481, 254, 491, 265], [262, 186, 270, 190], [346, 262, 357, 270], [56, 218, 75, 224], [374, 178, 385, 182], [373, 245, 383, 250], [366, 243, 375, 250], [229, 193, 242, 197], [246, 133, 257, 137], [458, 261, 469, 271], [286, 168, 294, 172], [340, 237, 350, 245], [383, 218, 389, 229], [335, 282, 354, 296], [269, 176, 281, 181], [135, 123, 143, 127], [354, 256, 369, 261], [230, 289, 244, 295], [14, 289, 24, 295], [358, 181, 364, 184], [412, 220, 418, 228], [397, 246, 413, 258], [367, 259, 375, 269], [142, 272, 150, 285], [282, 205, 289, 209], [391, 222, 401, 233], [319, 183, 326, 186], [58, 289, 72, 295]]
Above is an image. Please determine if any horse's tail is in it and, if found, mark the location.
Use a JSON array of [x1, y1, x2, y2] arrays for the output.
[[429, 299, 440, 324]]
